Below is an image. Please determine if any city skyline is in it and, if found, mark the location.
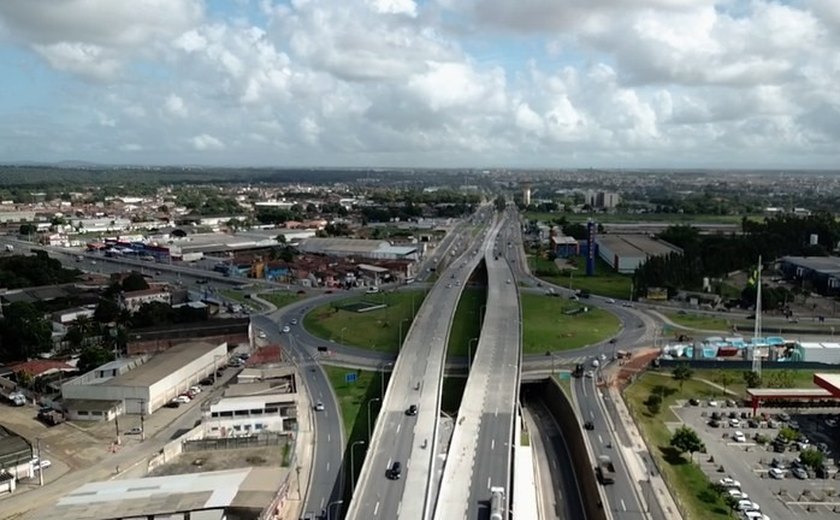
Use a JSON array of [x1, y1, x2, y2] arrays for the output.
[[1, 0, 839, 168]]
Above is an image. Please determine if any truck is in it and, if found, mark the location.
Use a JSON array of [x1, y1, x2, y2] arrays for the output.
[[180, 252, 204, 262], [572, 363, 585, 378], [6, 391, 25, 406], [4, 244, 13, 252], [596, 455, 616, 484], [489, 486, 505, 520]]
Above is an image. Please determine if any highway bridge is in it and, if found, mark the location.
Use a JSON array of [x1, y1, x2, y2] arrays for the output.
[[433, 211, 521, 519], [344, 213, 496, 520]]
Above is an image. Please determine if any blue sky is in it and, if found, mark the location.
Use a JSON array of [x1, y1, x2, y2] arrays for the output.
[[0, 0, 839, 168]]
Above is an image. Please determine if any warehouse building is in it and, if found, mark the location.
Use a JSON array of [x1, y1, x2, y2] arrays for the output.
[[62, 341, 228, 419], [778, 256, 840, 296], [790, 342, 840, 364], [297, 237, 419, 261], [53, 467, 284, 520], [596, 235, 682, 273]]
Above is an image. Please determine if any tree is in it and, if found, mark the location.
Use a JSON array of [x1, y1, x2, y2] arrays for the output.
[[494, 195, 506, 212], [799, 448, 825, 470], [64, 315, 97, 351], [717, 369, 732, 393], [121, 272, 149, 292], [94, 298, 121, 323], [0, 302, 53, 360], [276, 234, 287, 244], [19, 223, 37, 236], [672, 364, 693, 391], [670, 426, 704, 461], [645, 393, 662, 415], [743, 370, 762, 389], [77, 345, 114, 373]]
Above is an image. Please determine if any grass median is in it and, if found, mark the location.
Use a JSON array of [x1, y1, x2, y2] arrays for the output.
[[663, 312, 731, 332], [304, 290, 426, 352], [447, 287, 487, 358], [521, 291, 621, 353], [624, 371, 733, 519], [261, 291, 306, 310], [528, 254, 632, 299]]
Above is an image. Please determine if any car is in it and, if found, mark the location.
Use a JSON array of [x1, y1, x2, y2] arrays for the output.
[[199, 377, 213, 386], [792, 467, 808, 479], [196, 278, 209, 284], [771, 458, 786, 469], [506, 279, 511, 284], [737, 500, 760, 511], [258, 331, 267, 339], [165, 400, 180, 408], [719, 477, 741, 489], [190, 386, 202, 394], [707, 400, 719, 407], [733, 431, 746, 443], [599, 353, 607, 361], [387, 461, 402, 480], [174, 395, 191, 404], [728, 489, 748, 499], [777, 412, 791, 422], [688, 398, 701, 406], [591, 359, 600, 368], [825, 418, 838, 428], [584, 370, 594, 379], [282, 326, 291, 333], [366, 287, 380, 294], [583, 420, 594, 430], [291, 318, 298, 325], [405, 405, 418, 416], [155, 270, 162, 275], [730, 418, 741, 427], [788, 420, 800, 430], [605, 298, 616, 304], [743, 512, 769, 520], [621, 302, 632, 307], [769, 467, 785, 479], [708, 419, 721, 428], [126, 426, 143, 435], [817, 442, 829, 454], [31, 458, 51, 471], [314, 401, 325, 412]]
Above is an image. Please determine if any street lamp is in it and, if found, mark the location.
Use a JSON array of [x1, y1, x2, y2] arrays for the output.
[[398, 318, 411, 350], [380, 362, 393, 397], [468, 338, 479, 371], [340, 327, 348, 345], [367, 398, 380, 439], [350, 440, 366, 493], [328, 499, 344, 520]]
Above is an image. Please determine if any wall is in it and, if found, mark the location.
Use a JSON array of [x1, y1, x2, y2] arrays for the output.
[[148, 342, 226, 412], [146, 423, 206, 473], [657, 359, 840, 371], [525, 378, 608, 520], [127, 332, 247, 355]]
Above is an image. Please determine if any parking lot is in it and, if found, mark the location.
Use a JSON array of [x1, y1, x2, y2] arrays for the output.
[[676, 401, 840, 519]]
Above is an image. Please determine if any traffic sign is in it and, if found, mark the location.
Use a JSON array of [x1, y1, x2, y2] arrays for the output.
[[345, 372, 358, 383]]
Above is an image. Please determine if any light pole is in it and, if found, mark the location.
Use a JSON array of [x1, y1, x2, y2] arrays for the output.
[[398, 318, 411, 350], [367, 398, 380, 439], [328, 499, 344, 520], [380, 362, 393, 397], [350, 440, 365, 494], [340, 327, 348, 345], [468, 338, 479, 371]]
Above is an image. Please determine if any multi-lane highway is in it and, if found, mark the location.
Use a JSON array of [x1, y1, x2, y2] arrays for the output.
[[346, 218, 494, 520], [434, 214, 520, 520]]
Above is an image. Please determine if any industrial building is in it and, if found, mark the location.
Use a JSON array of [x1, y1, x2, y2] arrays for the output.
[[204, 388, 297, 438], [778, 256, 840, 296], [53, 467, 285, 520], [596, 234, 681, 273], [0, 427, 33, 482], [297, 237, 419, 261], [790, 342, 840, 364], [62, 341, 228, 419]]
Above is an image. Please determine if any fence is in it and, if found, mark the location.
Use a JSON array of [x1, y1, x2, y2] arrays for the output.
[[183, 432, 288, 452], [657, 359, 840, 371]]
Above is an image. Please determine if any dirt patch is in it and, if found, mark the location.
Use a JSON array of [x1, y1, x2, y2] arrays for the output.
[[149, 445, 288, 476], [612, 348, 659, 389]]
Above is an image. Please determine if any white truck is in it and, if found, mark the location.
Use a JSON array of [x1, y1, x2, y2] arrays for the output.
[[490, 486, 505, 520]]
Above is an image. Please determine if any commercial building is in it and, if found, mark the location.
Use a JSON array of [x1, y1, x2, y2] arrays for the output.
[[0, 427, 33, 481], [551, 235, 579, 258], [53, 467, 285, 520], [297, 237, 419, 261], [204, 389, 297, 438], [790, 342, 840, 364], [596, 234, 681, 273], [119, 287, 171, 313], [62, 341, 228, 419]]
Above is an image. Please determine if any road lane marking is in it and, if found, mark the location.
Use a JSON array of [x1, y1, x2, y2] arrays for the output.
[[396, 423, 401, 433], [621, 499, 627, 511], [326, 462, 330, 472], [598, 434, 603, 444], [374, 501, 380, 516], [487, 477, 491, 489], [491, 439, 495, 450], [327, 434, 331, 443]]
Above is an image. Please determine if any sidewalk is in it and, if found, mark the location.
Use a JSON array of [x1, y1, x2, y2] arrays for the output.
[[274, 373, 316, 520], [608, 386, 684, 520]]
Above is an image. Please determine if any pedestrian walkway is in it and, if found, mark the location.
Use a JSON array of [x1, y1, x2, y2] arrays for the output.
[[608, 386, 683, 520], [273, 372, 316, 520]]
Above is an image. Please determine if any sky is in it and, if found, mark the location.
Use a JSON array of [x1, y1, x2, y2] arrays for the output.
[[0, 0, 839, 169]]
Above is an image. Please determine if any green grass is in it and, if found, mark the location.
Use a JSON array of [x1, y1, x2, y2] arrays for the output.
[[447, 287, 487, 358], [529, 254, 633, 299], [690, 368, 840, 399], [624, 372, 735, 519], [261, 291, 306, 309], [664, 312, 731, 332], [220, 289, 251, 305], [304, 290, 426, 352], [521, 291, 620, 352], [524, 211, 755, 225]]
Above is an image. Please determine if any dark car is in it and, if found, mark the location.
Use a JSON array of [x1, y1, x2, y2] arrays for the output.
[[199, 377, 213, 386], [584, 421, 595, 430], [708, 419, 720, 428], [196, 278, 209, 284], [165, 401, 180, 409], [387, 461, 402, 480], [406, 405, 418, 416], [688, 398, 701, 406]]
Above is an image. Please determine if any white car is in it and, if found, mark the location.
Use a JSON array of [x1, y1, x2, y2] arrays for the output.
[[605, 298, 616, 304], [743, 512, 769, 520], [585, 370, 594, 379], [730, 418, 741, 427], [258, 331, 267, 339], [733, 431, 746, 443], [290, 318, 298, 325], [708, 400, 720, 407], [728, 489, 748, 499], [282, 326, 291, 333], [314, 401, 325, 412], [737, 500, 760, 511], [31, 458, 51, 471], [127, 426, 143, 435], [719, 477, 741, 489], [366, 287, 380, 294], [174, 395, 191, 404], [591, 359, 600, 368], [769, 467, 785, 479]]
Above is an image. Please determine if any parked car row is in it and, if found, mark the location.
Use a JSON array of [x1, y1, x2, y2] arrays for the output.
[[717, 477, 769, 520]]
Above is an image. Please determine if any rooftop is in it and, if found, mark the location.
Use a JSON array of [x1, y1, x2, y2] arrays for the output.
[[104, 342, 223, 388], [746, 388, 835, 398], [781, 256, 840, 275], [597, 234, 682, 257], [53, 467, 284, 520], [815, 373, 840, 396]]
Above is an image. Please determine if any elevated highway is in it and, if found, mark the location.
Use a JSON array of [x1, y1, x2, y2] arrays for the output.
[[345, 213, 495, 520], [434, 212, 521, 520]]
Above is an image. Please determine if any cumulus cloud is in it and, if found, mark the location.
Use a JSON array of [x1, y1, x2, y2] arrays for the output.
[[191, 134, 225, 151], [0, 0, 838, 167]]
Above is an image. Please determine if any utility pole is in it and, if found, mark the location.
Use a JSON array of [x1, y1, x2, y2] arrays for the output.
[[37, 438, 43, 486], [114, 411, 121, 446], [140, 399, 146, 441]]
